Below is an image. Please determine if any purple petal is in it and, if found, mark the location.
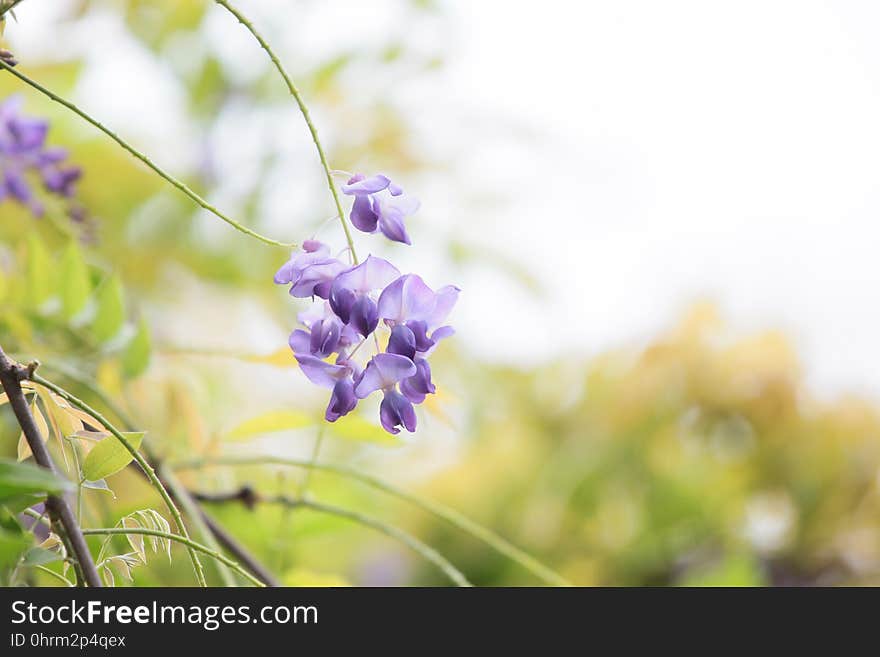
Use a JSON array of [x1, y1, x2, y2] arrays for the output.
[[289, 259, 348, 298], [400, 359, 435, 404], [387, 324, 417, 360], [350, 194, 379, 233], [297, 301, 332, 328], [0, 95, 23, 121], [274, 258, 297, 285], [5, 169, 31, 202], [302, 239, 327, 254], [332, 255, 401, 296], [388, 182, 404, 196], [309, 317, 342, 357], [426, 285, 460, 329], [354, 353, 417, 399], [403, 320, 435, 353], [378, 206, 412, 245], [421, 326, 455, 357], [342, 174, 391, 195], [9, 116, 48, 151], [350, 295, 379, 337], [379, 389, 417, 434], [326, 379, 358, 422], [288, 329, 311, 354], [273, 245, 331, 285], [375, 193, 420, 217], [42, 166, 81, 196], [377, 274, 436, 325], [329, 285, 357, 324], [338, 324, 361, 350], [295, 354, 350, 389], [36, 147, 68, 166]]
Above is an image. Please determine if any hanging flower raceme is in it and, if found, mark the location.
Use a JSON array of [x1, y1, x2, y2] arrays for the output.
[[276, 175, 459, 434], [0, 95, 83, 217]]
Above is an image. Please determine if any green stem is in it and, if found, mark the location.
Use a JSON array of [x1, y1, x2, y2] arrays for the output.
[[197, 492, 469, 587], [158, 464, 237, 586], [0, 0, 26, 19], [213, 0, 358, 263], [34, 565, 75, 587], [71, 444, 83, 523], [0, 59, 293, 249], [32, 362, 278, 585], [82, 527, 264, 587], [31, 374, 208, 587], [174, 455, 571, 586], [297, 498, 469, 587], [32, 361, 137, 429], [298, 425, 325, 497]]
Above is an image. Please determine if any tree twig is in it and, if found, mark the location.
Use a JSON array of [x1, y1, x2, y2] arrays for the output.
[[34, 361, 279, 586], [0, 59, 293, 249], [0, 347, 102, 587], [81, 527, 265, 587], [214, 0, 357, 262], [192, 486, 471, 587], [175, 454, 571, 586], [31, 374, 208, 587], [195, 508, 280, 587]]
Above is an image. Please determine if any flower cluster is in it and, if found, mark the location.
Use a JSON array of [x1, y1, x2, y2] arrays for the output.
[[275, 174, 458, 434], [0, 95, 82, 217]]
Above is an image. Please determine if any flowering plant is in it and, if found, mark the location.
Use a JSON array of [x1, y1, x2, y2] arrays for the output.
[[0, 0, 565, 592], [275, 173, 458, 434]]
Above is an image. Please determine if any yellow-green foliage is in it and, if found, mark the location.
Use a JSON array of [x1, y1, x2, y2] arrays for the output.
[[414, 304, 880, 585]]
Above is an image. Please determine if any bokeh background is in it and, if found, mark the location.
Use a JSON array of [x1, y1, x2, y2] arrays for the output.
[[2, 0, 880, 586]]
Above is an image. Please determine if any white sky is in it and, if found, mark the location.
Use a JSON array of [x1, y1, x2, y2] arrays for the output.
[[9, 0, 880, 399], [443, 0, 880, 397]]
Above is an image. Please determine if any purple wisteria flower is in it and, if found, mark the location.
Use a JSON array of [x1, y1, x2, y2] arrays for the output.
[[341, 173, 420, 245], [276, 169, 456, 434], [0, 95, 83, 217], [274, 239, 348, 299]]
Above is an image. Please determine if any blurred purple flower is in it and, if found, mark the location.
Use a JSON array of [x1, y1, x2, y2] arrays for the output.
[[18, 502, 50, 543], [0, 96, 83, 217]]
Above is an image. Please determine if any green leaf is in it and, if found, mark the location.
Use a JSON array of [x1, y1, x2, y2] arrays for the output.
[[82, 479, 115, 498], [25, 232, 51, 308], [0, 494, 46, 514], [0, 458, 73, 501], [92, 277, 126, 342], [227, 410, 313, 441], [59, 241, 91, 319], [22, 546, 63, 567], [0, 528, 29, 569], [327, 414, 401, 446], [81, 432, 144, 481], [122, 318, 151, 378]]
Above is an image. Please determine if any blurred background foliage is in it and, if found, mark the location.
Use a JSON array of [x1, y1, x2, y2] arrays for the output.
[[2, 0, 880, 586]]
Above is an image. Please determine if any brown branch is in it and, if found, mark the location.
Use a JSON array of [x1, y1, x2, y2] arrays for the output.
[[32, 361, 279, 587], [0, 347, 102, 587], [124, 463, 278, 586], [191, 486, 473, 586], [195, 508, 280, 587]]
